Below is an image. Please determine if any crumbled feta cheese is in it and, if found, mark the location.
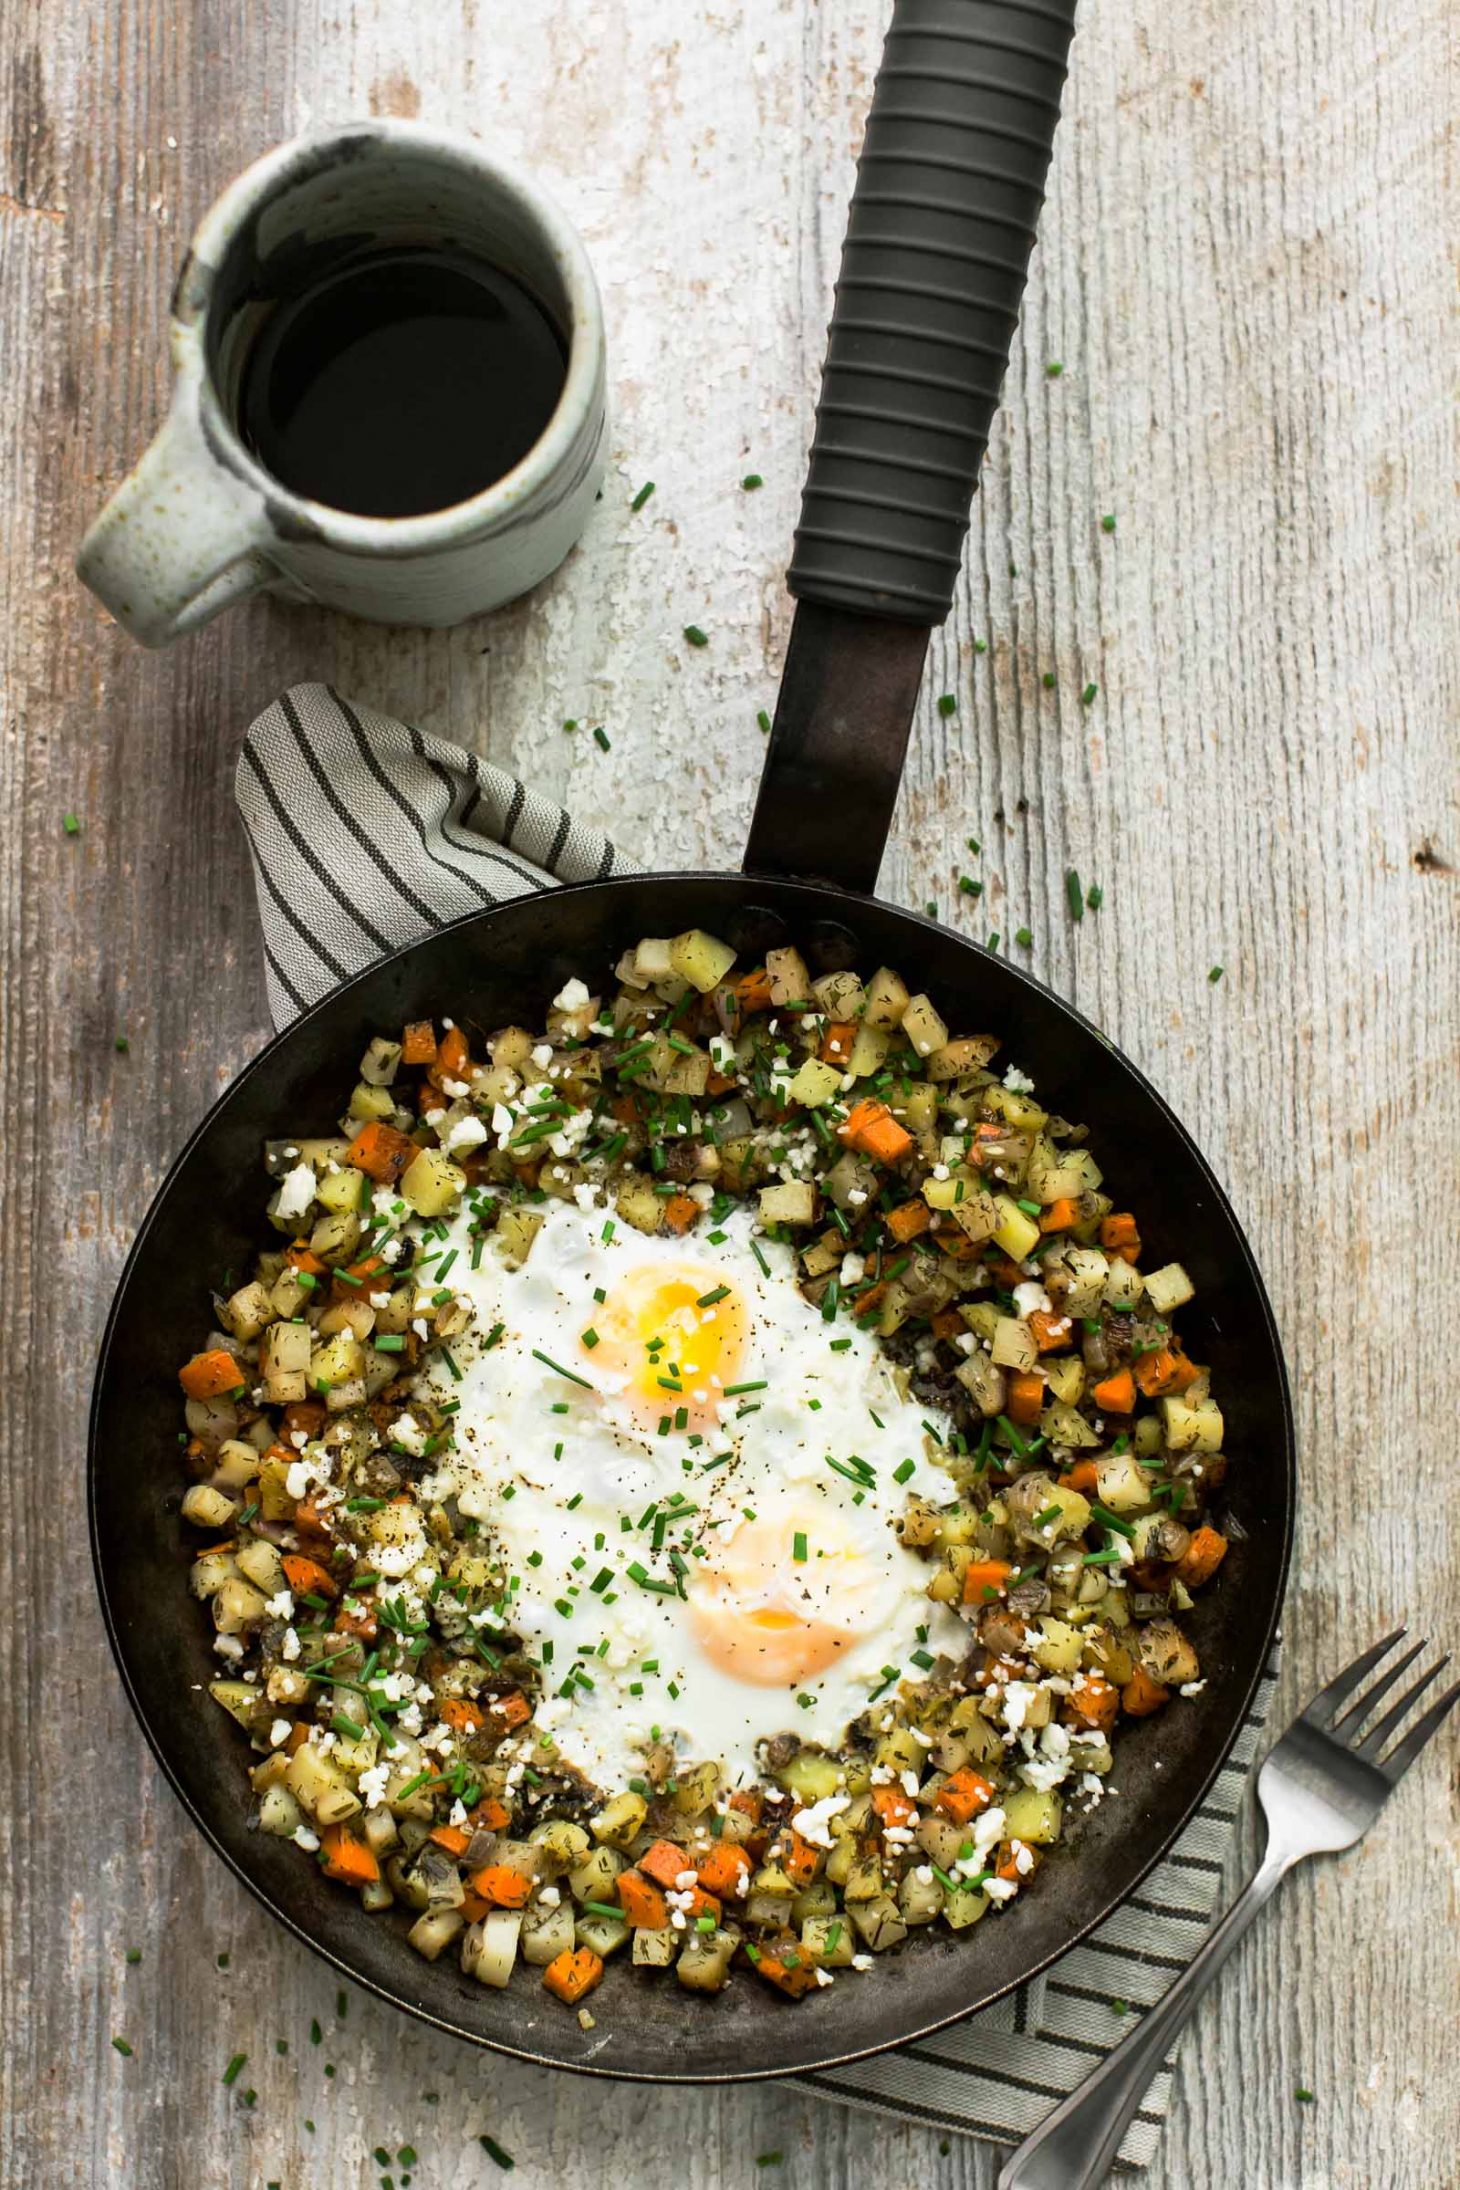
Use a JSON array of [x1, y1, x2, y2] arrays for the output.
[[275, 1162, 317, 1221], [281, 1625, 301, 1662], [356, 1761, 392, 1809], [213, 1633, 244, 1659], [850, 1953, 875, 1972], [268, 1717, 292, 1748], [984, 1876, 1018, 1902], [263, 1589, 295, 1621], [444, 1112, 488, 1155], [553, 977, 591, 1011], [292, 1826, 321, 1852], [530, 1043, 553, 1069], [840, 1252, 866, 1286], [1003, 1065, 1035, 1094], [789, 1793, 852, 1849], [1012, 1280, 1052, 1319]]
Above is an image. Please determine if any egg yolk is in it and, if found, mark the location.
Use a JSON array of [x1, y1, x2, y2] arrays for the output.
[[687, 1508, 892, 1686], [582, 1261, 747, 1432]]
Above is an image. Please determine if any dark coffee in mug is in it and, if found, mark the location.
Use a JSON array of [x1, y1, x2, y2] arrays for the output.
[[237, 245, 568, 518]]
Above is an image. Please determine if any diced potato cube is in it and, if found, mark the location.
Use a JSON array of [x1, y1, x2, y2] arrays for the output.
[[348, 1080, 396, 1124], [765, 945, 811, 1004], [309, 1209, 362, 1263], [811, 970, 866, 1020], [901, 993, 949, 1057], [759, 1180, 816, 1226], [926, 1034, 1000, 1081], [286, 1743, 361, 1825], [208, 1678, 265, 1732], [260, 1319, 311, 1404], [315, 1165, 367, 1215], [991, 1193, 1041, 1261], [462, 1909, 522, 1987], [787, 1056, 842, 1108], [863, 966, 910, 1028], [590, 1791, 648, 1848], [1143, 1261, 1196, 1314], [1161, 1394, 1224, 1453], [400, 1148, 466, 1217], [615, 1173, 666, 1236], [631, 938, 675, 982], [669, 928, 737, 993], [181, 1483, 236, 1529], [310, 1329, 365, 1394], [990, 1316, 1037, 1372], [1042, 1355, 1085, 1405], [1103, 1258, 1145, 1310], [846, 1022, 890, 1077], [1002, 1786, 1062, 1846], [359, 1037, 402, 1087], [1094, 1452, 1153, 1512], [496, 1205, 546, 1266], [222, 1280, 273, 1342], [677, 1928, 738, 1991], [1030, 1617, 1084, 1674], [802, 1914, 855, 1966], [631, 1926, 680, 1969], [942, 1883, 989, 1930], [1039, 1399, 1100, 1449], [521, 1900, 577, 1966]]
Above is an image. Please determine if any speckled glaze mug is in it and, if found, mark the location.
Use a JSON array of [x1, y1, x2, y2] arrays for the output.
[[76, 121, 608, 647]]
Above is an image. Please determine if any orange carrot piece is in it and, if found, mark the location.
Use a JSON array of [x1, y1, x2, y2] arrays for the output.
[[1027, 1309, 1074, 1354], [1091, 1367, 1136, 1414], [1121, 1666, 1171, 1716], [934, 1768, 996, 1824], [850, 1281, 889, 1325], [332, 1600, 378, 1642], [429, 1824, 473, 1858], [961, 1558, 1014, 1606], [638, 1840, 692, 1890], [285, 1243, 328, 1276], [319, 1825, 380, 1886], [401, 1020, 437, 1065], [729, 970, 772, 1014], [1065, 1673, 1120, 1732], [489, 1689, 532, 1731], [1174, 1525, 1229, 1589], [780, 1831, 822, 1889], [178, 1349, 245, 1400], [819, 1021, 856, 1065], [1058, 1460, 1101, 1496], [281, 1399, 328, 1439], [542, 1946, 604, 2005], [995, 1840, 1040, 1885], [839, 1097, 913, 1165], [695, 1843, 752, 1898], [432, 1025, 471, 1084], [687, 1886, 722, 1924], [469, 1865, 532, 1909], [1099, 1212, 1141, 1263], [662, 1193, 699, 1236], [871, 1786, 918, 1832], [705, 1069, 738, 1097], [285, 1724, 311, 1756], [282, 1552, 338, 1600], [1134, 1346, 1199, 1398], [458, 1889, 491, 1923], [749, 1943, 818, 1998], [1005, 1371, 1045, 1426], [468, 1796, 511, 1833], [290, 1494, 333, 1543], [886, 1198, 933, 1244], [345, 1121, 419, 1185], [728, 1788, 763, 1824], [1038, 1196, 1080, 1233], [439, 1698, 486, 1734], [930, 1306, 965, 1342], [933, 1229, 980, 1261], [615, 1871, 669, 1929]]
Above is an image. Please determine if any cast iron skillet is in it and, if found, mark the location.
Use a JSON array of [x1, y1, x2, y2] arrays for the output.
[[91, 0, 1293, 2083]]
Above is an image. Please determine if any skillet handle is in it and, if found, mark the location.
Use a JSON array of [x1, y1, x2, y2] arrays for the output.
[[788, 0, 1077, 625]]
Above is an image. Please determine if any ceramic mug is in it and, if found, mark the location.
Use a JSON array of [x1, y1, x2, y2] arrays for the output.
[[76, 121, 608, 647]]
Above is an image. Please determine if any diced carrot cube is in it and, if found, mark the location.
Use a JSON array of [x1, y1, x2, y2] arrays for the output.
[[638, 1840, 692, 1890], [401, 1020, 437, 1065], [178, 1349, 245, 1400], [542, 1947, 604, 2005], [886, 1198, 933, 1244], [345, 1121, 419, 1185], [934, 1768, 996, 1825], [1005, 1371, 1045, 1425]]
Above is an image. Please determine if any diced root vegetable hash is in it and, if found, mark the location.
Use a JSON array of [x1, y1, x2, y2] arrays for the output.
[[178, 931, 1232, 2011]]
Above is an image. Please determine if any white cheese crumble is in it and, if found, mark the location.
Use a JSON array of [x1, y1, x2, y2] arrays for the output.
[[275, 1162, 317, 1221]]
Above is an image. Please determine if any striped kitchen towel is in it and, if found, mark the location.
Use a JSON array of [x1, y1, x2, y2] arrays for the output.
[[236, 680, 1280, 2170]]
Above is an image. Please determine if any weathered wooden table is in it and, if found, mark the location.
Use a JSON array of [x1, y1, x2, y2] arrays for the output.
[[3, 0, 1456, 2182]]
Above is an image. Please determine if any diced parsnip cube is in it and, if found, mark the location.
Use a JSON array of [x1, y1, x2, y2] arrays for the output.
[[461, 1909, 522, 1988], [847, 1021, 890, 1077], [1093, 1452, 1153, 1512], [315, 1164, 367, 1215], [181, 1483, 236, 1529], [849, 1894, 908, 1951], [408, 1908, 466, 1962], [1039, 1399, 1100, 1449], [941, 1883, 989, 1930], [900, 993, 949, 1057], [991, 1087, 1048, 1132], [496, 1205, 546, 1267], [567, 1845, 625, 1904], [1060, 1147, 1105, 1194], [676, 1928, 738, 1991], [190, 1550, 238, 1600], [631, 1926, 680, 1969], [1057, 1246, 1109, 1315], [400, 1147, 466, 1217], [922, 1167, 974, 1212], [955, 1351, 1006, 1418], [234, 1538, 286, 1595], [1161, 1394, 1224, 1453], [309, 1209, 362, 1263], [359, 1036, 402, 1087], [951, 1188, 1000, 1245], [926, 1033, 999, 1081], [1138, 1618, 1201, 1686], [671, 1760, 722, 1817], [863, 966, 910, 1028], [821, 1151, 876, 1210], [760, 944, 808, 1005], [631, 937, 675, 982], [286, 1744, 361, 1824], [668, 928, 737, 993], [811, 969, 866, 1020], [1002, 1786, 1063, 1846], [991, 1194, 1041, 1261], [615, 1173, 666, 1236], [758, 1180, 817, 1227], [574, 1911, 629, 1958], [212, 1576, 268, 1633], [990, 1316, 1037, 1372], [222, 1280, 274, 1342], [1103, 1258, 1145, 1310], [521, 1900, 577, 1965], [530, 1819, 592, 1876], [590, 1791, 648, 1848], [208, 1678, 265, 1732], [802, 1914, 855, 1966], [787, 1056, 842, 1108], [642, 1032, 710, 1097], [1143, 1261, 1195, 1314], [258, 1784, 306, 1839], [898, 1867, 944, 1926]]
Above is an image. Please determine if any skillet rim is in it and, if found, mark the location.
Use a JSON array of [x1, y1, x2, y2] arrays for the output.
[[88, 870, 1295, 2083]]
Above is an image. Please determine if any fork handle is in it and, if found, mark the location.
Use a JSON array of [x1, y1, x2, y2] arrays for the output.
[[997, 1846, 1298, 2190]]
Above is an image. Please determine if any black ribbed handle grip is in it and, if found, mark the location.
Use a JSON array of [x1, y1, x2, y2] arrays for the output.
[[788, 0, 1077, 626]]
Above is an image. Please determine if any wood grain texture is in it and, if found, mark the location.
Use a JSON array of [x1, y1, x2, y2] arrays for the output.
[[2, 0, 1456, 2184]]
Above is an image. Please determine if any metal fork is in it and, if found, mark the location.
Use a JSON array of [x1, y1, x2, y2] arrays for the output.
[[998, 1629, 1460, 2190]]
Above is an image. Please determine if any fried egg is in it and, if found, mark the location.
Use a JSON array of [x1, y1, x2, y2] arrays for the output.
[[422, 1198, 964, 1791]]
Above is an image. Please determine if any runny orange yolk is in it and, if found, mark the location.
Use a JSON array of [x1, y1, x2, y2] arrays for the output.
[[687, 1508, 890, 1686], [580, 1261, 747, 1433]]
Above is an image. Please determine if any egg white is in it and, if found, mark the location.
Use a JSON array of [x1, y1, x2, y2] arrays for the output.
[[421, 1198, 965, 1791]]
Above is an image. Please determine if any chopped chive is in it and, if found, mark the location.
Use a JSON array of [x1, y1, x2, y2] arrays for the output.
[[532, 1348, 593, 1389], [756, 708, 772, 734], [631, 480, 655, 511], [1066, 869, 1084, 921], [581, 1328, 600, 1349], [1081, 682, 1098, 705], [479, 2134, 515, 2169], [1046, 360, 1063, 377], [112, 2036, 133, 2056], [893, 1458, 915, 1485], [373, 1334, 406, 1354], [63, 811, 81, 835], [696, 1284, 730, 1308], [792, 1531, 808, 1563], [221, 2051, 247, 2086], [1086, 883, 1103, 911], [593, 726, 611, 753], [1015, 927, 1032, 947], [937, 693, 957, 717], [741, 473, 763, 490], [1208, 964, 1225, 983], [1101, 513, 1117, 533], [683, 625, 709, 648]]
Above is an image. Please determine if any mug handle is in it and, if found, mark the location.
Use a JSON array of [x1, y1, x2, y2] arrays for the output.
[[76, 384, 277, 647]]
